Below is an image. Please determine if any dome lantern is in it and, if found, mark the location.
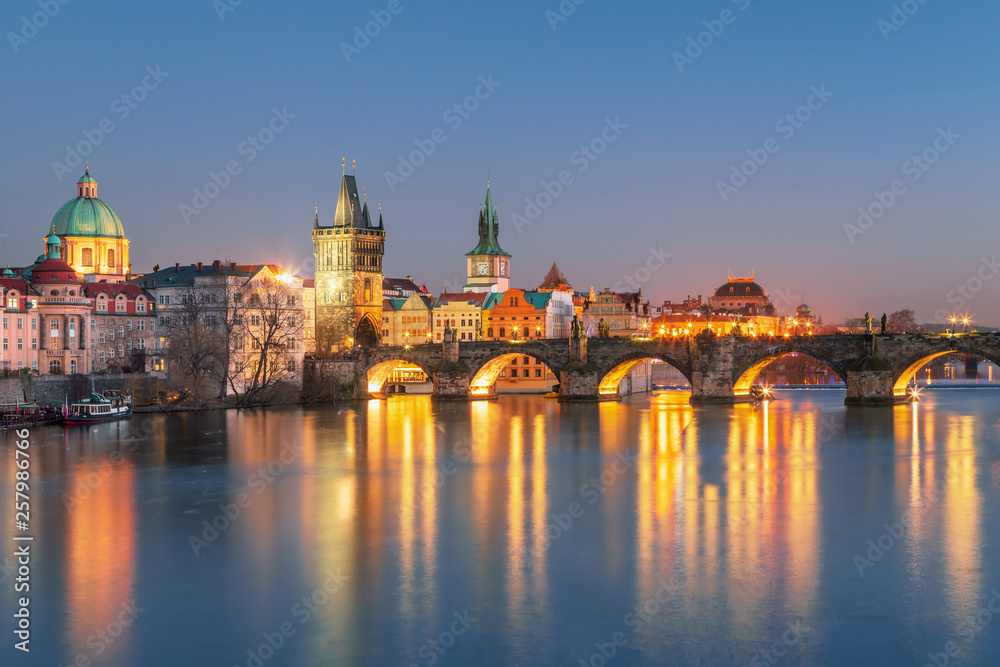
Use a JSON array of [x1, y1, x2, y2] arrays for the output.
[[77, 165, 97, 198]]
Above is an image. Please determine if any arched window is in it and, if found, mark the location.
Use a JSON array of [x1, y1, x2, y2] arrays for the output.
[[108, 249, 116, 268], [49, 360, 61, 374], [364, 278, 371, 302], [82, 248, 93, 266], [499, 327, 505, 338], [487, 327, 493, 338]]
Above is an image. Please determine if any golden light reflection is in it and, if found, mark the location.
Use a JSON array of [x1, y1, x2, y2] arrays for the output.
[[65, 459, 136, 662], [635, 393, 692, 632]]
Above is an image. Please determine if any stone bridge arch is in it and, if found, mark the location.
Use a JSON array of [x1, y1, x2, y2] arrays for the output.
[[732, 346, 850, 399], [465, 341, 568, 398], [596, 349, 694, 398], [883, 338, 1000, 397], [362, 349, 440, 396]]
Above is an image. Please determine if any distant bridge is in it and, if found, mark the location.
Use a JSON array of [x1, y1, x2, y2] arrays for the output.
[[344, 332, 1000, 405]]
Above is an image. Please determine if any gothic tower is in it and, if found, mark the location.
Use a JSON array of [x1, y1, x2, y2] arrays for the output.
[[463, 183, 510, 293], [313, 170, 384, 351]]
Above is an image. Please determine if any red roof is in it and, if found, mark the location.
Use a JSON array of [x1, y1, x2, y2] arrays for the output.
[[32, 258, 80, 283], [435, 292, 487, 307], [0, 278, 29, 292], [81, 283, 150, 299]]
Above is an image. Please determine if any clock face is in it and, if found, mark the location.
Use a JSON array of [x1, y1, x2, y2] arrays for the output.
[[477, 263, 489, 275]]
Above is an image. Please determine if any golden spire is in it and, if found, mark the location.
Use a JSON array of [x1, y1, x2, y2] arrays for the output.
[[342, 158, 345, 175], [352, 159, 356, 174]]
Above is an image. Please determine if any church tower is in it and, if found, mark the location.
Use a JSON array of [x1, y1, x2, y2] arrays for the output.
[[313, 167, 385, 351], [463, 183, 510, 293]]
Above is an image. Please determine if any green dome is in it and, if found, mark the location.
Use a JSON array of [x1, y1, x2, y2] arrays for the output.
[[50, 196, 125, 238], [78, 171, 96, 184]]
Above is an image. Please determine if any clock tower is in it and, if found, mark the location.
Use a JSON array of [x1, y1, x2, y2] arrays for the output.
[[463, 183, 510, 293]]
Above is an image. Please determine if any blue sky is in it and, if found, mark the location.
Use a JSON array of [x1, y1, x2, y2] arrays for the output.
[[2, 0, 998, 324]]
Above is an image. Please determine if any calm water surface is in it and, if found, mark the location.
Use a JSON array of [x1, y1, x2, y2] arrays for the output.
[[2, 390, 1000, 666]]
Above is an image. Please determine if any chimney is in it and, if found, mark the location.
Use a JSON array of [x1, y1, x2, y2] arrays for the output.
[[175, 263, 180, 272], [230, 262, 237, 270], [213, 260, 221, 271], [197, 262, 203, 271]]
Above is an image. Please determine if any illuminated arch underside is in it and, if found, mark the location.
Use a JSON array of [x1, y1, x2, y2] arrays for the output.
[[891, 352, 955, 396], [599, 357, 690, 396], [367, 360, 427, 394], [470, 353, 551, 396], [733, 353, 843, 397]]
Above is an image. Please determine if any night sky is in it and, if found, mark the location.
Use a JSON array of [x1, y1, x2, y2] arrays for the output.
[[2, 0, 998, 325]]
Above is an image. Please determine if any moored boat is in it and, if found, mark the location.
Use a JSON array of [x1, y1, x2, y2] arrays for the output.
[[64, 391, 133, 424]]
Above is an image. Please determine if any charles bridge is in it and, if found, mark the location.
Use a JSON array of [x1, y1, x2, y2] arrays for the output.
[[317, 331, 1000, 405]]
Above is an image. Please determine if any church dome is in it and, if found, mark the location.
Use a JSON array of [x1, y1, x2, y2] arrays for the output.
[[713, 279, 766, 298], [50, 169, 126, 239]]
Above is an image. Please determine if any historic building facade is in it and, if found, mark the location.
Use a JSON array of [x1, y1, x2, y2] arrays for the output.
[[313, 173, 385, 351], [583, 289, 652, 337], [1, 234, 159, 375]]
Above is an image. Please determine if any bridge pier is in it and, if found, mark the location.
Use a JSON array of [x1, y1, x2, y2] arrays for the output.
[[690, 334, 738, 404], [558, 336, 605, 401], [844, 356, 896, 406], [432, 333, 472, 400]]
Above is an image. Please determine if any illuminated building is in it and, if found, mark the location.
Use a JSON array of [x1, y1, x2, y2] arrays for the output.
[[313, 169, 385, 350], [582, 288, 651, 337], [433, 292, 493, 342], [463, 184, 510, 294], [48, 167, 132, 282], [382, 291, 434, 346]]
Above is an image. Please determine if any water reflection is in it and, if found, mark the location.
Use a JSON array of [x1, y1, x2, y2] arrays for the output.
[[2, 390, 1000, 665]]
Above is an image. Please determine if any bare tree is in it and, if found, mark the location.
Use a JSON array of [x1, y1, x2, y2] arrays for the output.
[[887, 309, 919, 334], [164, 288, 225, 402], [228, 276, 304, 405]]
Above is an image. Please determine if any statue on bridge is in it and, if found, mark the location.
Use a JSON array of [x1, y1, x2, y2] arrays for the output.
[[865, 312, 873, 335], [475, 321, 483, 341], [597, 318, 611, 338], [571, 315, 585, 340], [880, 313, 887, 335]]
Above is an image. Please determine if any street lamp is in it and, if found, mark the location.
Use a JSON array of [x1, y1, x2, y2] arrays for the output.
[[963, 317, 970, 334], [512, 325, 519, 341], [949, 317, 957, 335]]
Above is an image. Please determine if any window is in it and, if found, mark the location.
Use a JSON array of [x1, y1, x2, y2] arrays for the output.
[[127, 319, 133, 331], [49, 360, 61, 374], [70, 360, 77, 374], [2, 338, 6, 350], [511, 358, 517, 365], [90, 318, 95, 330], [2, 317, 6, 329], [487, 327, 493, 337], [137, 300, 146, 313], [31, 360, 37, 371], [108, 249, 116, 267], [510, 369, 517, 377], [535, 369, 542, 377], [286, 360, 296, 372], [16, 317, 22, 330], [97, 298, 107, 312], [499, 328, 505, 337], [118, 345, 124, 357], [31, 338, 37, 350], [127, 339, 133, 351], [159, 295, 170, 305], [17, 338, 22, 350], [523, 357, 530, 365], [119, 326, 125, 337], [51, 320, 58, 330], [32, 318, 37, 330], [99, 352, 106, 363], [99, 333, 106, 343], [116, 300, 126, 313], [138, 320, 145, 331], [82, 248, 93, 266]]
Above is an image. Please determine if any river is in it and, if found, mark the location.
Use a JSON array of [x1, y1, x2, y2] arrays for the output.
[[2, 389, 1000, 666]]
